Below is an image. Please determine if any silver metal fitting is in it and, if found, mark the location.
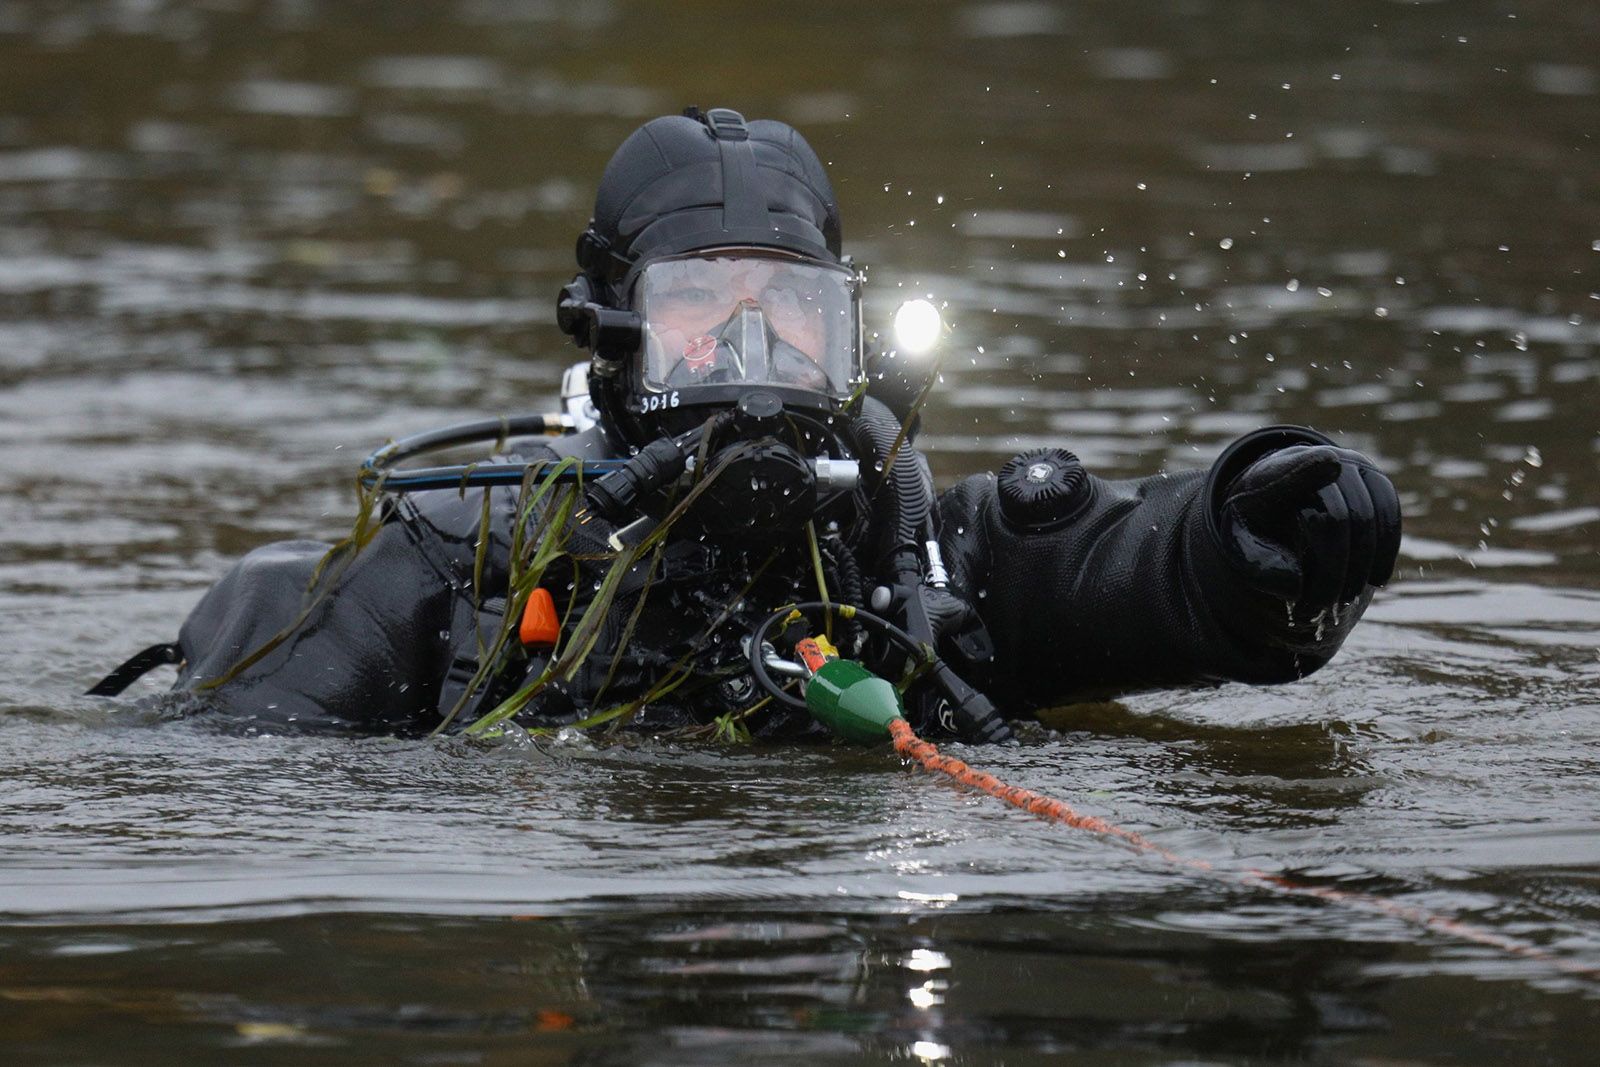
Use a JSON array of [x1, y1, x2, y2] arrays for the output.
[[741, 635, 809, 679], [924, 540, 949, 588], [811, 457, 860, 492]]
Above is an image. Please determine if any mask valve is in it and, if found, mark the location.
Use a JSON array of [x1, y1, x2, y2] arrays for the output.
[[734, 390, 784, 436]]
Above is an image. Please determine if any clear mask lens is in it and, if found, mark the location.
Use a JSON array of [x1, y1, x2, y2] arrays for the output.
[[635, 254, 859, 399]]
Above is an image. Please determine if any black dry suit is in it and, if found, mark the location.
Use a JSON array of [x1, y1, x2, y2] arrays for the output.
[[129, 108, 1397, 737], [164, 410, 1380, 738]]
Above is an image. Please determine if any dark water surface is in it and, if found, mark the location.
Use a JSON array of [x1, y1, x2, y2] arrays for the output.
[[3, 1, 1598, 1063]]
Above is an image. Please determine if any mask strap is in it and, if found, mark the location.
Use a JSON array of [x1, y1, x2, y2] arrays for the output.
[[704, 108, 766, 233]]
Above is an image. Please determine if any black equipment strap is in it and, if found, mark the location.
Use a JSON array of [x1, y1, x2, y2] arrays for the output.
[[86, 642, 183, 696], [704, 108, 766, 233], [436, 595, 512, 720]]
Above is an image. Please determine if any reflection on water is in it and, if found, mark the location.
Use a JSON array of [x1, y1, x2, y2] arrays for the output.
[[2, 0, 1598, 1062], [6, 907, 1595, 1065]]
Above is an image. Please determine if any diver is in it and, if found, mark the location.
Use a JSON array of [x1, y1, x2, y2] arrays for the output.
[[88, 107, 1402, 742]]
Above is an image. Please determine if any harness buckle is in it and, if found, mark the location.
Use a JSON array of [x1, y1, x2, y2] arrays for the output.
[[704, 108, 749, 141]]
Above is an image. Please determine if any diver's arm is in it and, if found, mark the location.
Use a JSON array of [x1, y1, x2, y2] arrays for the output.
[[172, 436, 567, 732], [173, 519, 459, 733], [936, 428, 1400, 711]]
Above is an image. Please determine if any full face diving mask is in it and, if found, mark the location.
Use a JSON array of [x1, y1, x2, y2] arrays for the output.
[[631, 251, 862, 418], [577, 250, 862, 540]]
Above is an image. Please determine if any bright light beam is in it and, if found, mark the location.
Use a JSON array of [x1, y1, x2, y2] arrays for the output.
[[892, 299, 943, 356]]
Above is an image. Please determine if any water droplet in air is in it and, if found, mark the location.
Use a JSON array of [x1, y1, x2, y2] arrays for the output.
[[1218, 237, 1234, 250]]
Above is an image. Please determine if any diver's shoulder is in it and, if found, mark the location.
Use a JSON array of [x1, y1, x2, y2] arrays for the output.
[[228, 538, 336, 573]]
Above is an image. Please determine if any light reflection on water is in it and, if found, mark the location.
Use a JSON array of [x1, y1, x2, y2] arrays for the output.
[[2, 0, 1598, 1062]]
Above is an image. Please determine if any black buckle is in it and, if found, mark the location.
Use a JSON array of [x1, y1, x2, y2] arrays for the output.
[[575, 227, 610, 273], [704, 108, 749, 141]]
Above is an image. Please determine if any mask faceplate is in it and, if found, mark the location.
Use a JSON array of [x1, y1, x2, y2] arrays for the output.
[[634, 253, 861, 406]]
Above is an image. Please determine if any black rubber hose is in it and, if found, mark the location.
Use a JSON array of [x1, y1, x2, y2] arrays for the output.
[[369, 461, 630, 493], [854, 399, 933, 575], [825, 536, 865, 612], [745, 601, 1014, 744], [747, 602, 928, 711], [363, 413, 560, 475], [359, 414, 614, 492]]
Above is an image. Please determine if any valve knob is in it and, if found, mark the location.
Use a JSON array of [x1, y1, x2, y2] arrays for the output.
[[996, 448, 1091, 532], [734, 390, 784, 437]]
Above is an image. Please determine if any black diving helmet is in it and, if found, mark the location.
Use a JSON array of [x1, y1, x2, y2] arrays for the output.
[[630, 248, 862, 424]]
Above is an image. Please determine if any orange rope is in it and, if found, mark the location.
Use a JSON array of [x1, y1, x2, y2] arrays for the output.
[[888, 718, 1192, 865], [886, 717, 1596, 979]]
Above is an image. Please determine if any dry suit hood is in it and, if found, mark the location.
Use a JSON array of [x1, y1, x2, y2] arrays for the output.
[[567, 108, 857, 449], [575, 107, 843, 292]]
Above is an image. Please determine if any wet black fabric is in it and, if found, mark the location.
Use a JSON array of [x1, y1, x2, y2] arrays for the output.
[[582, 112, 841, 289], [933, 425, 1390, 712], [935, 470, 1370, 714], [171, 423, 1385, 733], [174, 441, 555, 735]]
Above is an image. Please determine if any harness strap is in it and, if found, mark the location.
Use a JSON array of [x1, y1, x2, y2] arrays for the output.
[[86, 643, 183, 696], [436, 595, 512, 720], [705, 108, 766, 233]]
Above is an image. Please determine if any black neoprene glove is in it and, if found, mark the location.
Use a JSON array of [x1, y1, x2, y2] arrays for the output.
[[1209, 428, 1402, 611]]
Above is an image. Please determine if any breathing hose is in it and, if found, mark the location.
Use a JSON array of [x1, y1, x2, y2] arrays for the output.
[[853, 399, 933, 575], [745, 600, 1013, 744], [357, 413, 637, 493]]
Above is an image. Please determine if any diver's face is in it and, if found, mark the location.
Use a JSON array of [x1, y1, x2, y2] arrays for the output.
[[645, 258, 827, 362]]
